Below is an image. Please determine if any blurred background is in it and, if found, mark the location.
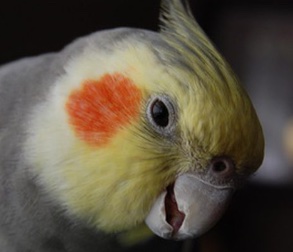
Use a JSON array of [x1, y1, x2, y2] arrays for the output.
[[1, 0, 293, 251]]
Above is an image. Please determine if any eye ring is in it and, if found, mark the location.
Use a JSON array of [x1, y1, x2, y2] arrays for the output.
[[146, 95, 176, 135]]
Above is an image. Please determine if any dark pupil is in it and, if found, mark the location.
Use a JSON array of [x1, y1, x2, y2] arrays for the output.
[[151, 99, 169, 127]]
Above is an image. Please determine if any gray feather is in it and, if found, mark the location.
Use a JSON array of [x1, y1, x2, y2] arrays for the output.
[[0, 28, 164, 252]]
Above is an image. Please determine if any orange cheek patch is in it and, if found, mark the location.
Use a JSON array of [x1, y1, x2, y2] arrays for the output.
[[66, 73, 142, 146]]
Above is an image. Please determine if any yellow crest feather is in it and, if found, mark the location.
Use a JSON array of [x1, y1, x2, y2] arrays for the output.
[[158, 0, 264, 172]]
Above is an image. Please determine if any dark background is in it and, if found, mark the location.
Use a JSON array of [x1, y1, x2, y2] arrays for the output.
[[1, 0, 293, 251]]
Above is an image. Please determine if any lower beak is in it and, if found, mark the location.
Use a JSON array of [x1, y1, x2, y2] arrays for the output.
[[145, 173, 234, 240]]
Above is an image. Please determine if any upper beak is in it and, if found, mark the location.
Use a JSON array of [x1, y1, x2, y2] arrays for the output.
[[145, 157, 237, 240]]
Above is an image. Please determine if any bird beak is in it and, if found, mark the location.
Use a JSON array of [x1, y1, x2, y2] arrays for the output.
[[145, 173, 234, 240]]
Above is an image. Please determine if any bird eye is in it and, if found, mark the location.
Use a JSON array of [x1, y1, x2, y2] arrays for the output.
[[150, 99, 169, 127], [147, 95, 176, 133]]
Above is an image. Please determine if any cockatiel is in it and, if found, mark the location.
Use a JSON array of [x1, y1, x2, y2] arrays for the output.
[[0, 0, 264, 251]]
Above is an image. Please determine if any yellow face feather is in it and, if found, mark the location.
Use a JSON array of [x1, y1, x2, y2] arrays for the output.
[[25, 43, 185, 231], [24, 0, 264, 235]]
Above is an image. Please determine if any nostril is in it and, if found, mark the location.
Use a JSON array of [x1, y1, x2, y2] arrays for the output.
[[210, 157, 235, 177], [213, 160, 228, 173]]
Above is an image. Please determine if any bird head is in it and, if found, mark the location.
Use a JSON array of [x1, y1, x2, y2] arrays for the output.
[[25, 0, 264, 240]]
